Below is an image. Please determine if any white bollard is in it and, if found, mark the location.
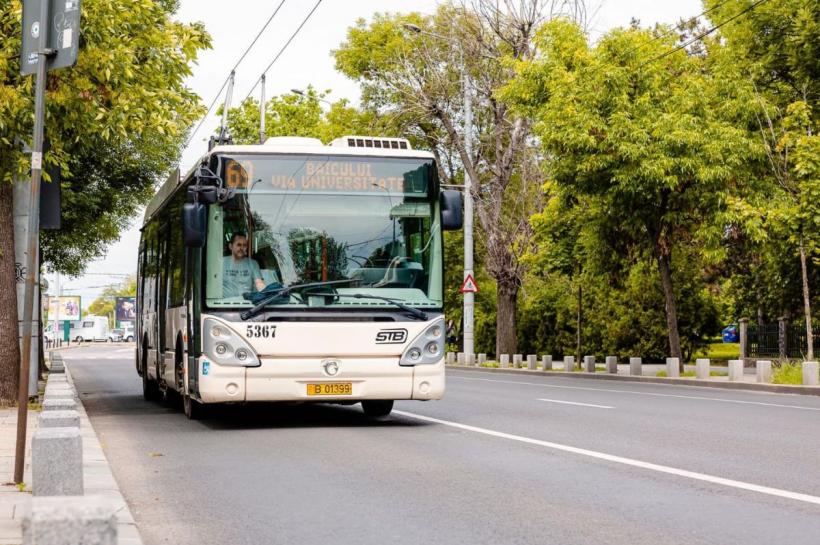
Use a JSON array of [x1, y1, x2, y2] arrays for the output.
[[32, 428, 83, 496], [527, 355, 537, 370], [446, 352, 455, 366], [500, 354, 510, 368], [23, 496, 117, 545], [756, 360, 772, 383], [802, 361, 819, 386], [629, 357, 642, 376], [541, 355, 552, 371], [467, 353, 476, 366], [728, 359, 744, 381], [456, 352, 465, 366], [513, 354, 523, 368], [563, 356, 575, 372], [666, 357, 680, 378], [38, 411, 80, 429], [696, 358, 710, 379], [605, 356, 618, 374], [478, 353, 487, 366], [584, 355, 595, 373]]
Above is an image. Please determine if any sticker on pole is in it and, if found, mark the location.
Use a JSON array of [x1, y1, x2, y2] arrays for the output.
[[459, 274, 479, 294]]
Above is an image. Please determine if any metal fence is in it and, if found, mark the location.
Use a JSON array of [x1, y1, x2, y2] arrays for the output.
[[747, 323, 820, 359]]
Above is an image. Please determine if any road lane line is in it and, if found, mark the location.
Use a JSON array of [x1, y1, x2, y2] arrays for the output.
[[537, 398, 613, 409], [450, 375, 820, 411], [394, 410, 820, 507]]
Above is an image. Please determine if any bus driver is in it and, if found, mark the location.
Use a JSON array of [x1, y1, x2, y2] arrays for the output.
[[223, 233, 266, 297]]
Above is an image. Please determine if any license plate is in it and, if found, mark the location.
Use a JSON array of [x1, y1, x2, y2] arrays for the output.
[[306, 383, 353, 396]]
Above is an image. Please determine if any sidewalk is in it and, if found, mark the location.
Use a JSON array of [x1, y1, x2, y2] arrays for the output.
[[0, 369, 143, 545]]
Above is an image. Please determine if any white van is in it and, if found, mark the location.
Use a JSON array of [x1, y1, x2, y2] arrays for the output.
[[67, 316, 110, 343]]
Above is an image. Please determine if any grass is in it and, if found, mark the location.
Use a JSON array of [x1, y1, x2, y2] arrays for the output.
[[772, 363, 806, 385], [694, 342, 739, 363]]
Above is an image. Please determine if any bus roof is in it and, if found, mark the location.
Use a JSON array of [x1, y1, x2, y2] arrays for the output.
[[143, 138, 437, 226]]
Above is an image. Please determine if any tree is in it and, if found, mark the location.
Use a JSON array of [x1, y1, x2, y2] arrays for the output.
[[0, 0, 210, 402], [225, 86, 383, 145], [334, 1, 588, 357], [705, 0, 820, 359], [503, 19, 761, 361]]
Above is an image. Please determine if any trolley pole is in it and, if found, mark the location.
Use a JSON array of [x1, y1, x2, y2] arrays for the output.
[[15, 0, 51, 485], [462, 70, 475, 358], [259, 74, 266, 144]]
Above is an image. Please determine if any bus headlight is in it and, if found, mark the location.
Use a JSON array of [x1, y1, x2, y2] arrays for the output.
[[400, 318, 445, 366], [203, 318, 260, 367]]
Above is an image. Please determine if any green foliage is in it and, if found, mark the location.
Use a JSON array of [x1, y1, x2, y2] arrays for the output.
[[1, 0, 211, 274], [224, 86, 385, 145], [771, 362, 805, 385]]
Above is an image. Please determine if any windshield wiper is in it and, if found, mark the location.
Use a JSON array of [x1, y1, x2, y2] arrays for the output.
[[240, 279, 355, 321], [304, 292, 428, 321]]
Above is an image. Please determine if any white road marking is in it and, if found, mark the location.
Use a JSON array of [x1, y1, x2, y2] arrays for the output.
[[537, 398, 613, 409], [394, 410, 820, 507], [450, 374, 820, 412]]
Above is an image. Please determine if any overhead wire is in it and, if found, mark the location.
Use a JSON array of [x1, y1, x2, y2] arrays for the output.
[[240, 0, 325, 104], [183, 0, 288, 150]]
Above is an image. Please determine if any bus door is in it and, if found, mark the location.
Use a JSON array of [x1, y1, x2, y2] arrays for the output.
[[158, 225, 171, 381]]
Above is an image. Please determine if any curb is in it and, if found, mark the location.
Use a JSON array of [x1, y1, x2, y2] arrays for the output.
[[62, 366, 144, 545], [447, 365, 820, 396]]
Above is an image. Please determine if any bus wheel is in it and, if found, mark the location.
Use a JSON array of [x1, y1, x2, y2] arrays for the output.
[[142, 356, 159, 401], [183, 393, 204, 420], [361, 400, 394, 418]]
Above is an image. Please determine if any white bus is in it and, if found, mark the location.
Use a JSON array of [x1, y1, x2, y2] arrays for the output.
[[136, 136, 462, 419]]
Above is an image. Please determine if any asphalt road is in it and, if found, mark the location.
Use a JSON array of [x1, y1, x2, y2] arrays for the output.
[[64, 345, 820, 545]]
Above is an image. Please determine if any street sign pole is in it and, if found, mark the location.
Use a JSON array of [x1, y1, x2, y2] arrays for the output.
[[15, 0, 52, 485]]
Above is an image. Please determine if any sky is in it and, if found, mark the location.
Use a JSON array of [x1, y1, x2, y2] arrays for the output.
[[46, 0, 702, 308]]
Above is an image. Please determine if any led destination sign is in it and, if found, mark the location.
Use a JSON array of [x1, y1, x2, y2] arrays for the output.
[[223, 156, 430, 195]]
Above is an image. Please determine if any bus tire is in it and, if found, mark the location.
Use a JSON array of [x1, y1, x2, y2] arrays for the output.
[[361, 400, 394, 418], [141, 343, 159, 401], [183, 393, 205, 420]]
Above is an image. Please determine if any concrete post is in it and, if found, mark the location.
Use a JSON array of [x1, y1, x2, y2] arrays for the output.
[[23, 496, 117, 545], [563, 356, 575, 372], [756, 360, 772, 383], [43, 390, 74, 400], [728, 360, 744, 382], [457, 352, 465, 366], [513, 354, 523, 368], [802, 361, 819, 386], [42, 398, 76, 412], [629, 357, 642, 376], [38, 410, 80, 429], [666, 357, 680, 378], [500, 354, 510, 368], [605, 356, 617, 374], [739, 318, 749, 363], [32, 427, 83, 496], [527, 355, 537, 370], [467, 353, 476, 366], [478, 353, 487, 366], [583, 355, 595, 373], [446, 352, 455, 366], [696, 358, 710, 380], [541, 355, 552, 371]]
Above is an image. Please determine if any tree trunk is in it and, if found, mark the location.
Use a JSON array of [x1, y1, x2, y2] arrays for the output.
[[496, 281, 518, 358], [0, 183, 21, 404], [576, 275, 582, 364], [799, 236, 814, 361], [656, 248, 683, 362]]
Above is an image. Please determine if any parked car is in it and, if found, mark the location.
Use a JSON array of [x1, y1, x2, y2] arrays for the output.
[[109, 329, 124, 342], [121, 324, 135, 342], [722, 324, 739, 343]]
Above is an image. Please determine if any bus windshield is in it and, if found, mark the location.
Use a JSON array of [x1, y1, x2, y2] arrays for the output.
[[204, 154, 443, 310]]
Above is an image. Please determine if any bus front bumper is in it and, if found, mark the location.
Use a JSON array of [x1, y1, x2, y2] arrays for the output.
[[196, 357, 444, 404]]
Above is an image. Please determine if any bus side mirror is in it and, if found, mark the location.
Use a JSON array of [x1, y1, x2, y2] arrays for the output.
[[440, 190, 463, 231], [183, 203, 207, 247]]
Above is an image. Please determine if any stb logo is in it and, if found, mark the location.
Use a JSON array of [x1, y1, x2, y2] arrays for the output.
[[375, 329, 408, 344]]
